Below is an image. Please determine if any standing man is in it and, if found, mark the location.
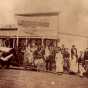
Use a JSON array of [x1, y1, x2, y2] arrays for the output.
[[63, 48, 70, 73], [61, 44, 65, 57], [48, 45, 55, 71], [44, 46, 50, 71], [61, 44, 66, 73], [34, 45, 45, 71], [78, 51, 85, 77], [84, 48, 88, 74]]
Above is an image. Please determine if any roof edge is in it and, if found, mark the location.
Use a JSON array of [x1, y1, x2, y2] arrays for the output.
[[16, 12, 59, 17]]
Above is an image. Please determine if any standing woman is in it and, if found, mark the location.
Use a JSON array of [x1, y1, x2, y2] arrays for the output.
[[70, 45, 78, 74], [24, 44, 34, 69], [55, 47, 64, 74]]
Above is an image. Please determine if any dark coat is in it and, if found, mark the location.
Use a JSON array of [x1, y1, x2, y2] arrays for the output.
[[71, 48, 78, 59], [84, 51, 88, 60]]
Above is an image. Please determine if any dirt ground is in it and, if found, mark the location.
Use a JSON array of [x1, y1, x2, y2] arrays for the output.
[[0, 69, 88, 88]]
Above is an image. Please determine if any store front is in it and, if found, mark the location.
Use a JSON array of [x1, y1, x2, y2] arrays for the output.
[[0, 36, 57, 66], [0, 12, 59, 66]]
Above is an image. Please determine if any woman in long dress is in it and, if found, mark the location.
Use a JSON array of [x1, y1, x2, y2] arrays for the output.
[[70, 45, 78, 74], [55, 47, 64, 74], [24, 45, 34, 69]]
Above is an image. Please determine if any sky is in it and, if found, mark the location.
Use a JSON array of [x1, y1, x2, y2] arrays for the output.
[[0, 0, 88, 36], [0, 0, 15, 26]]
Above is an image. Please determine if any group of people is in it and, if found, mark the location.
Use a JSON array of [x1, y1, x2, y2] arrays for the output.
[[0, 40, 88, 78], [23, 43, 88, 77]]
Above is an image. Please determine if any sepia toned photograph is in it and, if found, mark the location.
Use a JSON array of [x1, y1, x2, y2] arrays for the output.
[[0, 0, 88, 88]]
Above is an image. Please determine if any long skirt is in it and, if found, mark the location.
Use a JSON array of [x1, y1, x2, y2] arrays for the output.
[[78, 63, 85, 76], [70, 56, 78, 73], [24, 53, 34, 66], [34, 58, 45, 71], [55, 54, 63, 73], [63, 57, 70, 71]]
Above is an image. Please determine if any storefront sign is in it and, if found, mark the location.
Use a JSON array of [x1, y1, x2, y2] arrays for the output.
[[16, 12, 59, 39], [18, 20, 49, 28]]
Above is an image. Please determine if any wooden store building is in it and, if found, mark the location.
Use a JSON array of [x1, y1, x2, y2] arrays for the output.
[[0, 12, 59, 65]]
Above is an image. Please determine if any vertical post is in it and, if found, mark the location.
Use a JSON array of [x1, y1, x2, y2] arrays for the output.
[[0, 39, 2, 47], [57, 13, 59, 47], [16, 36, 19, 48], [13, 38, 15, 48], [25, 36, 28, 47], [41, 37, 44, 48]]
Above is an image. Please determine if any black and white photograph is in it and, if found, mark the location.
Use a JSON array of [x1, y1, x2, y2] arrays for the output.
[[0, 0, 88, 88]]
